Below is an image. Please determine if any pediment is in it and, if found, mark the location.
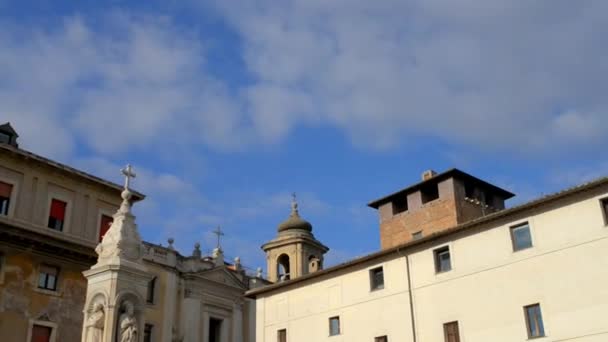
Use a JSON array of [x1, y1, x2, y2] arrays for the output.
[[191, 266, 247, 290]]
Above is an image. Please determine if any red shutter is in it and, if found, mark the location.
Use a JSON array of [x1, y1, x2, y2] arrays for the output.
[[31, 325, 52, 342], [0, 182, 12, 198], [50, 199, 66, 220], [99, 215, 113, 241]]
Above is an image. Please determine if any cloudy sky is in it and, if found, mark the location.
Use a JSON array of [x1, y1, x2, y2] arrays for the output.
[[1, 0, 607, 274]]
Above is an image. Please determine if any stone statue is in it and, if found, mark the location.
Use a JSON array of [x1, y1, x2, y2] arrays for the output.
[[119, 301, 138, 342], [85, 302, 104, 342]]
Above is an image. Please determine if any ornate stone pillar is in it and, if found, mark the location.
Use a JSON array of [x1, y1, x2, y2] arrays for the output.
[[182, 297, 201, 342]]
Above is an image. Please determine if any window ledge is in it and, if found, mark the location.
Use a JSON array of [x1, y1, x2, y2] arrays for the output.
[[33, 287, 62, 297]]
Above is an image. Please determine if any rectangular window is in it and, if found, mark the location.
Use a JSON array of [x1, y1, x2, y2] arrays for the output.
[[443, 321, 460, 342], [37, 264, 59, 291], [434, 246, 451, 273], [524, 304, 545, 338], [421, 184, 439, 204], [0, 181, 12, 216], [329, 316, 340, 336], [510, 223, 533, 251], [99, 214, 113, 242], [375, 336, 388, 342], [277, 329, 287, 342], [369, 266, 385, 291], [47, 199, 67, 231], [601, 198, 608, 225], [144, 324, 153, 342], [392, 197, 408, 215], [147, 277, 156, 304], [412, 231, 423, 240], [31, 324, 52, 342]]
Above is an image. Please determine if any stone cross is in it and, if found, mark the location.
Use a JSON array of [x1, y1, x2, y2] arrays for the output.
[[212, 226, 224, 249], [291, 192, 299, 214], [121, 164, 136, 190]]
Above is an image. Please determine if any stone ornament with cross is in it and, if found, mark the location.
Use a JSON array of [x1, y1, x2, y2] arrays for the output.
[[212, 226, 225, 249]]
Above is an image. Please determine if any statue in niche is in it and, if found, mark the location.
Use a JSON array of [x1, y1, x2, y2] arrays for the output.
[[85, 302, 104, 342], [119, 301, 138, 342]]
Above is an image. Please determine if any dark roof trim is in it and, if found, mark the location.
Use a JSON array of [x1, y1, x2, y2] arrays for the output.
[[247, 174, 608, 298], [368, 168, 515, 208], [0, 144, 145, 200], [0, 123, 18, 136]]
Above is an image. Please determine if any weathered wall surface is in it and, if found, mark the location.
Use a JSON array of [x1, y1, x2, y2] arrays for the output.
[[0, 248, 88, 342]]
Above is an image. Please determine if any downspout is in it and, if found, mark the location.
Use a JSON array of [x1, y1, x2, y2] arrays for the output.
[[406, 254, 417, 342]]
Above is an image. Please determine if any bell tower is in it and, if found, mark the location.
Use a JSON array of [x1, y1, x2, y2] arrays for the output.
[[262, 195, 329, 282]]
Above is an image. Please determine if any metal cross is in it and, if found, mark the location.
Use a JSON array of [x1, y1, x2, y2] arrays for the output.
[[212, 226, 224, 249], [121, 164, 136, 189]]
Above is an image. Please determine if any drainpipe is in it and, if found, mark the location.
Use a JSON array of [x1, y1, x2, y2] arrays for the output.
[[406, 254, 417, 342]]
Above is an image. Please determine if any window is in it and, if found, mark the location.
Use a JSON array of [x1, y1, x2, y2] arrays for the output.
[[147, 277, 156, 304], [38, 264, 59, 291], [369, 266, 384, 291], [412, 231, 423, 240], [434, 246, 451, 273], [0, 132, 11, 144], [209, 318, 222, 342], [524, 304, 545, 338], [421, 183, 439, 204], [510, 223, 533, 251], [601, 198, 608, 225], [47, 199, 67, 231], [329, 316, 340, 336], [144, 324, 153, 342], [31, 324, 52, 342], [0, 181, 13, 216], [443, 321, 460, 342], [375, 336, 388, 342], [277, 329, 287, 342], [99, 214, 113, 242], [392, 196, 408, 214]]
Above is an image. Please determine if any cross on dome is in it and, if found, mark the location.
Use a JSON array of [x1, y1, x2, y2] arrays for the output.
[[291, 192, 299, 215], [121, 164, 136, 190], [212, 226, 225, 249]]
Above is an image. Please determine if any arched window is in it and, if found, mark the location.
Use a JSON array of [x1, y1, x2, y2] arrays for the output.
[[277, 254, 290, 281]]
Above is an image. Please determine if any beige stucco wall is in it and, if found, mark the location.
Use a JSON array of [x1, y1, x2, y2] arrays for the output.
[[255, 187, 608, 342]]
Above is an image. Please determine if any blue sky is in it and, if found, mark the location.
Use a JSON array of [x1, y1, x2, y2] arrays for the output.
[[1, 0, 608, 275]]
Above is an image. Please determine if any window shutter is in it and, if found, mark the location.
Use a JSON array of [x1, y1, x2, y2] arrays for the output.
[[0, 182, 12, 198], [50, 200, 66, 220], [31, 325, 52, 342]]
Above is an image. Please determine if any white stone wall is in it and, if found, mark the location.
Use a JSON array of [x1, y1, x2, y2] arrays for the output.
[[255, 189, 608, 342]]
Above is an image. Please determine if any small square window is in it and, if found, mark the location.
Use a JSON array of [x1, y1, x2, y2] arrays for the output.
[[412, 231, 423, 240], [392, 197, 408, 215], [421, 184, 439, 204], [434, 246, 451, 273], [601, 198, 608, 225], [524, 304, 545, 338], [0, 181, 13, 216], [369, 266, 384, 291], [48, 199, 67, 231], [31, 324, 53, 342], [375, 336, 388, 342], [38, 264, 59, 291], [277, 329, 287, 342], [329, 316, 340, 336], [144, 324, 153, 342], [510, 223, 533, 251]]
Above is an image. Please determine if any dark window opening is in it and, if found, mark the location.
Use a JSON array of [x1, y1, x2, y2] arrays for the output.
[[443, 321, 460, 342], [434, 246, 451, 273], [147, 277, 156, 304], [524, 304, 545, 338], [0, 181, 12, 216], [369, 266, 384, 291], [209, 318, 222, 342], [421, 184, 439, 204], [47, 199, 67, 231], [38, 264, 59, 291], [464, 182, 475, 199], [31, 324, 52, 342], [412, 231, 423, 240], [510, 223, 533, 251], [602, 198, 608, 225], [329, 316, 340, 336], [277, 254, 290, 281], [277, 329, 287, 342], [0, 132, 11, 144], [392, 196, 408, 215], [144, 324, 153, 342], [99, 214, 113, 242], [375, 336, 388, 342]]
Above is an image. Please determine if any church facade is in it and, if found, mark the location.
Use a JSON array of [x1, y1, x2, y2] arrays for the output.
[[249, 170, 608, 342]]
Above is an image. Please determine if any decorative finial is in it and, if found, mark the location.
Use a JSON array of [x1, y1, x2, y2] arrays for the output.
[[291, 192, 299, 215], [256, 267, 263, 278], [167, 238, 175, 250], [234, 257, 241, 270], [192, 242, 201, 258], [212, 226, 224, 249], [121, 164, 136, 190]]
